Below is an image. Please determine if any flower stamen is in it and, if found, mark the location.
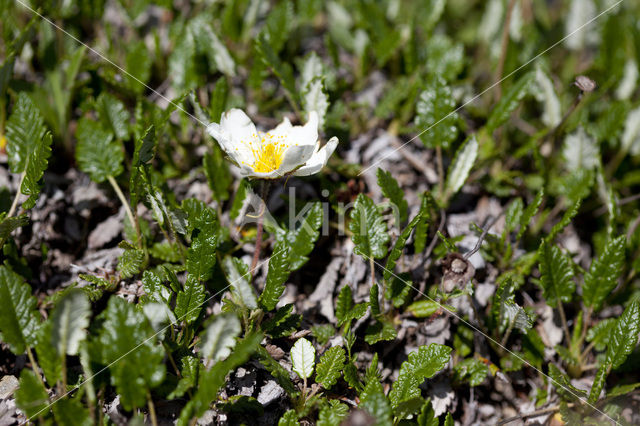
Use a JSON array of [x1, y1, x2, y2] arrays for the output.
[[251, 134, 286, 173]]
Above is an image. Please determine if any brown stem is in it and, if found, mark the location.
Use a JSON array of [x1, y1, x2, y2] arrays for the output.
[[250, 182, 270, 277], [435, 145, 444, 200], [494, 0, 517, 102], [147, 391, 158, 426], [557, 299, 571, 346], [496, 404, 571, 425], [8, 171, 26, 218], [26, 346, 46, 389]]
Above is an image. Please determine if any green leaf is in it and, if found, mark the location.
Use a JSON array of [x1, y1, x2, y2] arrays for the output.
[[547, 200, 581, 243], [262, 304, 301, 338], [414, 194, 431, 253], [415, 77, 459, 150], [445, 136, 478, 200], [284, 202, 323, 270], [370, 283, 380, 316], [21, 132, 52, 210], [278, 410, 300, 426], [5, 92, 47, 174], [504, 198, 524, 235], [124, 41, 152, 93], [384, 213, 422, 281], [417, 398, 438, 426], [204, 147, 232, 203], [96, 297, 165, 410], [485, 72, 534, 133], [256, 32, 298, 109], [168, 25, 197, 91], [174, 275, 206, 324], [50, 289, 90, 357], [291, 337, 316, 379], [302, 78, 329, 130], [360, 381, 393, 426], [583, 236, 626, 312], [35, 320, 62, 385], [350, 194, 389, 260], [517, 188, 544, 239], [199, 312, 241, 363], [222, 257, 258, 310], [377, 168, 408, 224], [133, 125, 156, 166], [0, 215, 29, 242], [315, 346, 346, 389], [588, 363, 607, 403], [454, 358, 489, 386], [117, 243, 144, 278], [186, 229, 218, 282], [317, 400, 349, 426], [15, 369, 49, 419], [586, 318, 616, 351], [388, 344, 452, 409], [537, 241, 575, 306], [406, 300, 441, 318], [364, 318, 398, 344], [52, 397, 91, 426], [335, 285, 369, 327], [605, 300, 640, 369], [259, 241, 291, 311], [0, 266, 39, 354], [191, 17, 235, 77], [181, 333, 262, 422], [548, 364, 587, 402], [96, 93, 130, 140], [75, 117, 123, 183], [494, 278, 534, 334], [426, 34, 464, 82]]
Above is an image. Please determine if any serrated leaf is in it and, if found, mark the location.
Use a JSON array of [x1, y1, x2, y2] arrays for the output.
[[548, 364, 587, 402], [494, 278, 533, 333], [133, 125, 156, 166], [547, 200, 581, 242], [504, 198, 523, 235], [388, 344, 452, 409], [445, 136, 478, 200], [96, 93, 130, 140], [52, 397, 91, 426], [199, 312, 241, 363], [0, 266, 39, 354], [0, 215, 29, 241], [317, 400, 349, 426], [5, 92, 47, 174], [303, 78, 329, 130], [370, 284, 380, 316], [35, 320, 62, 385], [180, 333, 262, 422], [256, 32, 298, 110], [75, 117, 123, 183], [291, 337, 315, 379], [605, 300, 640, 369], [21, 132, 52, 210], [588, 363, 607, 403], [360, 381, 393, 426], [377, 168, 408, 224], [204, 147, 232, 203], [583, 236, 626, 312], [168, 25, 197, 91], [262, 304, 301, 338], [50, 290, 90, 357], [485, 72, 534, 133], [15, 369, 49, 419], [186, 230, 218, 282], [222, 257, 258, 310], [517, 188, 544, 239], [335, 285, 369, 327], [562, 127, 599, 172], [414, 77, 459, 150], [417, 398, 438, 426], [283, 202, 323, 270], [96, 297, 165, 410], [364, 318, 397, 345], [385, 213, 422, 281], [259, 242, 291, 311], [406, 300, 441, 318], [426, 34, 464, 82], [191, 17, 235, 77], [350, 194, 389, 260], [414, 194, 431, 253], [315, 346, 345, 389], [175, 276, 206, 324], [586, 318, 616, 351], [454, 358, 489, 386], [117, 245, 144, 278], [537, 241, 575, 306], [278, 410, 300, 426]]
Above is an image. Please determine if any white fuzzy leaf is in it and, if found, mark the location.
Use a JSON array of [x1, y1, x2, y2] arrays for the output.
[[615, 59, 638, 100], [303, 79, 329, 130], [445, 136, 478, 198], [562, 127, 599, 171], [564, 0, 596, 50], [200, 312, 241, 363], [291, 337, 316, 379], [51, 290, 90, 356], [622, 107, 640, 156], [534, 66, 561, 127]]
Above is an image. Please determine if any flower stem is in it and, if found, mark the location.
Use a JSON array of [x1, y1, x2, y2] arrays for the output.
[[147, 391, 158, 426], [26, 346, 46, 389], [250, 181, 270, 277], [8, 171, 26, 218], [107, 175, 141, 247], [557, 299, 571, 346]]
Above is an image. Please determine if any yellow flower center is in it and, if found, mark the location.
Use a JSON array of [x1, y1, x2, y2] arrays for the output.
[[251, 134, 286, 173]]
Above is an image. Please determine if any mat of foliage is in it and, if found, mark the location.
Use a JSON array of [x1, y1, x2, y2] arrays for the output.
[[1, 0, 640, 425]]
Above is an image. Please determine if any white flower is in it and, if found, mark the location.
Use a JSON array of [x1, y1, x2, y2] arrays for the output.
[[206, 109, 338, 179]]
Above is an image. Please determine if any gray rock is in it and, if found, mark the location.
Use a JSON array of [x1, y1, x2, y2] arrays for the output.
[[0, 376, 18, 399], [257, 380, 285, 406]]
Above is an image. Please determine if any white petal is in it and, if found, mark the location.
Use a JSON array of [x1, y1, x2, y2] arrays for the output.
[[276, 143, 317, 175], [219, 109, 260, 161], [285, 111, 319, 148], [293, 136, 338, 176], [206, 123, 243, 165], [239, 164, 282, 179], [267, 116, 293, 139]]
